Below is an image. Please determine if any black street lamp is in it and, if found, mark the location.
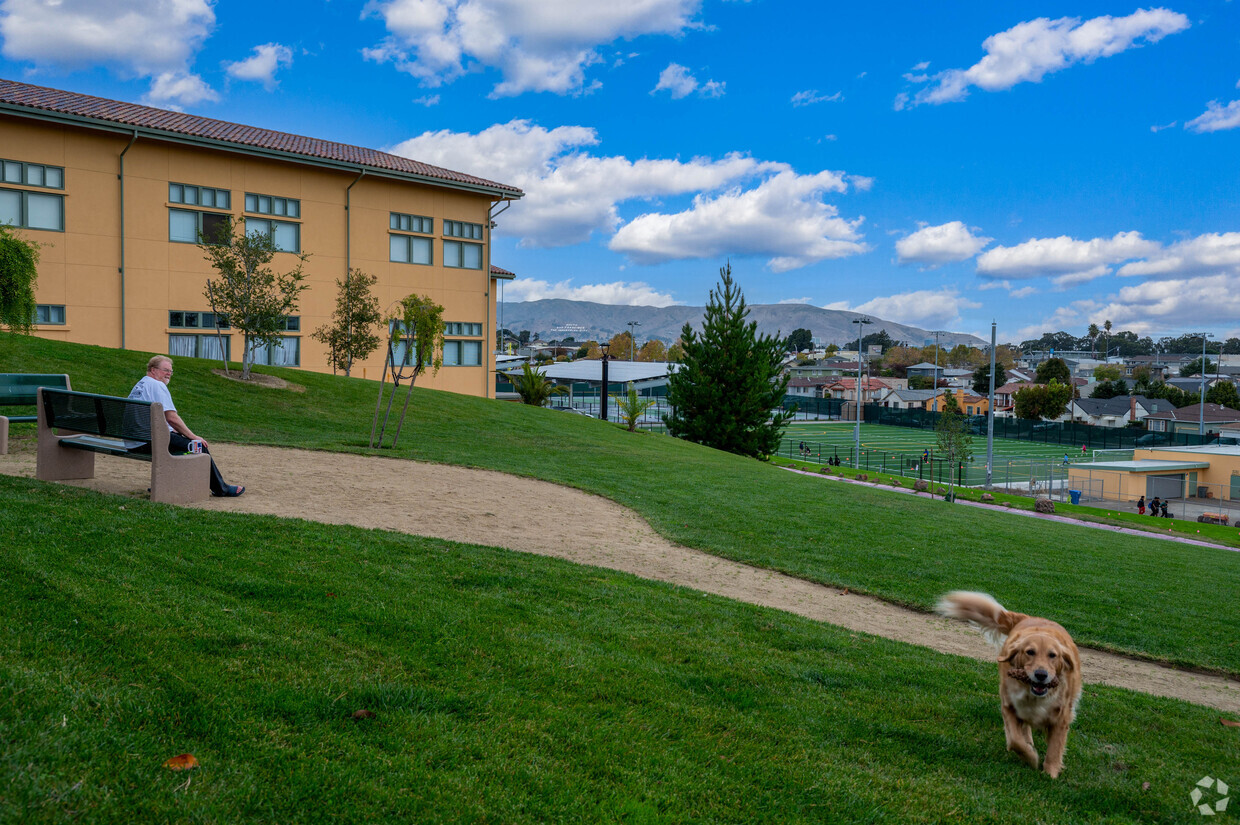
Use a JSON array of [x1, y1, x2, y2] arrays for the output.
[[599, 342, 611, 421]]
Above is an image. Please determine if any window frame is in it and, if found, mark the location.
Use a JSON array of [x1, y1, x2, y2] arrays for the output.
[[169, 182, 231, 210], [244, 217, 301, 253], [1, 158, 65, 190], [0, 187, 65, 232], [169, 333, 231, 362], [168, 310, 230, 330], [169, 208, 232, 245], [443, 220, 484, 240], [34, 304, 66, 325], [442, 239, 483, 270], [390, 212, 433, 234], [245, 192, 300, 218]]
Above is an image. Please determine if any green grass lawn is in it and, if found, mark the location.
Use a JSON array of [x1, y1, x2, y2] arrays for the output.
[[4, 335, 1240, 676], [1, 478, 1236, 823]]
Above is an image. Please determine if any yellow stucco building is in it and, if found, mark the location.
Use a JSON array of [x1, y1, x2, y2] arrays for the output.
[[1, 78, 522, 397], [1067, 445, 1240, 504]]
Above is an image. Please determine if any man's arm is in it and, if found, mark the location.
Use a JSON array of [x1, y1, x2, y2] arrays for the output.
[[164, 410, 208, 448]]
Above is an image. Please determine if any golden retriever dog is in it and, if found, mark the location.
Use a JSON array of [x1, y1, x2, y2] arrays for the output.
[[936, 591, 1082, 778]]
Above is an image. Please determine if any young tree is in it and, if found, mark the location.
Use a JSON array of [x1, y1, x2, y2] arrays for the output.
[[1035, 357, 1071, 384], [0, 225, 41, 333], [664, 263, 793, 459], [1093, 364, 1122, 382], [636, 339, 667, 362], [666, 340, 685, 362], [511, 363, 567, 407], [612, 381, 656, 431], [823, 343, 840, 357], [199, 217, 308, 380], [1013, 380, 1073, 420], [370, 294, 445, 449], [935, 392, 973, 502], [311, 269, 382, 376], [1206, 381, 1240, 410], [971, 362, 1006, 395], [1087, 323, 1101, 357], [1180, 356, 1217, 378], [607, 330, 636, 360], [785, 327, 813, 353]]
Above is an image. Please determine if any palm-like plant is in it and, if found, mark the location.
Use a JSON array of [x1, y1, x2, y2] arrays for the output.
[[512, 362, 566, 407], [1087, 323, 1100, 358], [1103, 319, 1113, 360], [611, 381, 656, 432]]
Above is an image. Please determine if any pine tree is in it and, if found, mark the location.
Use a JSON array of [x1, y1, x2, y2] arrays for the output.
[[664, 263, 793, 459]]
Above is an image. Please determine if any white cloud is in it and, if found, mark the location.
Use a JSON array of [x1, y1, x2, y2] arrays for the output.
[[608, 170, 868, 272], [896, 221, 992, 266], [791, 89, 842, 106], [501, 277, 677, 306], [1023, 274, 1240, 337], [976, 231, 1160, 279], [652, 63, 723, 98], [1116, 232, 1240, 277], [824, 289, 981, 328], [414, 94, 441, 106], [906, 9, 1189, 107], [0, 0, 217, 105], [225, 43, 293, 90], [389, 119, 865, 267], [779, 297, 813, 304], [363, 0, 704, 97], [1185, 99, 1240, 133], [1010, 285, 1037, 299]]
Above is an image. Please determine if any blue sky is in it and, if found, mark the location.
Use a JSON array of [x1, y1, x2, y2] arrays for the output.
[[2, 1, 1238, 343]]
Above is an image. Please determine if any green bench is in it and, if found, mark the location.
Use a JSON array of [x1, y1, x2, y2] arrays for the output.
[[1, 373, 71, 454], [37, 387, 211, 504]]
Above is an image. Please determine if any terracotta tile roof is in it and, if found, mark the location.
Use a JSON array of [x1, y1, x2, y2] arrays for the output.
[[0, 78, 522, 198], [489, 264, 515, 277]]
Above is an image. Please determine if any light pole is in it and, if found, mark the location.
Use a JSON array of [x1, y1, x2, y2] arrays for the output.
[[931, 330, 945, 411], [627, 321, 641, 361], [1194, 332, 1212, 436], [986, 321, 996, 490], [853, 316, 871, 467], [599, 343, 611, 422]]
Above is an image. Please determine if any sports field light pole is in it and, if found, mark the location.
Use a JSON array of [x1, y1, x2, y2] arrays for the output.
[[986, 321, 996, 490], [599, 342, 611, 422], [852, 316, 871, 468], [627, 321, 641, 361], [1195, 332, 1211, 436]]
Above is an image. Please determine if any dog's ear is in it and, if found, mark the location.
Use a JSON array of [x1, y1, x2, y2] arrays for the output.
[[1059, 645, 1076, 672], [997, 640, 1019, 664]]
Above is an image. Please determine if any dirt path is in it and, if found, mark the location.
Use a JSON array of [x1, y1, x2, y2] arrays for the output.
[[3, 442, 1238, 713]]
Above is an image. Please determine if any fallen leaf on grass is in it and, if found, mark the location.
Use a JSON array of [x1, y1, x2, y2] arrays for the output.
[[163, 754, 199, 771], [351, 709, 376, 720], [1222, 717, 1240, 727], [1142, 782, 1150, 791]]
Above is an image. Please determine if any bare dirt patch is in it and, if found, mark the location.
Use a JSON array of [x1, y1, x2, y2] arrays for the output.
[[2, 442, 1237, 713], [210, 369, 305, 392]]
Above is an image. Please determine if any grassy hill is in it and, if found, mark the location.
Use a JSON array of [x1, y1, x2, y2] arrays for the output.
[[2, 335, 1238, 822]]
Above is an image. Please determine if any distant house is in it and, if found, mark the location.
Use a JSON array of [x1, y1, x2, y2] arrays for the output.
[[1067, 395, 1175, 428], [1165, 376, 1227, 396], [823, 377, 892, 404], [924, 388, 989, 416], [875, 388, 939, 409], [905, 362, 943, 380], [993, 381, 1033, 412], [786, 376, 836, 398], [1143, 403, 1240, 435]]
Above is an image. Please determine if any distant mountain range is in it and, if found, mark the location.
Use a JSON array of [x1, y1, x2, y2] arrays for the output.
[[497, 299, 987, 349]]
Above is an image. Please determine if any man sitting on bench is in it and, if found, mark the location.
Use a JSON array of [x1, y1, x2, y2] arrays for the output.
[[128, 356, 244, 497]]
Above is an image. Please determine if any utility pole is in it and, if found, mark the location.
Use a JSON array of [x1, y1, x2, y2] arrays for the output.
[[987, 321, 996, 490], [1195, 332, 1212, 436], [853, 316, 871, 467], [932, 330, 945, 411]]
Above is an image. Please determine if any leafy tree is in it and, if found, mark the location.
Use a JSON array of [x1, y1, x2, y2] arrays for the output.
[[370, 294, 445, 449], [608, 330, 636, 360], [575, 343, 591, 359], [1180, 357, 1217, 378], [993, 344, 1019, 370], [1102, 319, 1112, 357], [1159, 334, 1220, 355], [636, 339, 667, 362], [1145, 381, 1193, 408], [666, 340, 685, 362], [823, 343, 840, 357], [785, 328, 813, 352], [518, 330, 531, 345], [1093, 364, 1122, 382], [1222, 338, 1240, 355], [947, 343, 973, 367], [612, 381, 656, 431], [200, 217, 308, 380], [908, 375, 934, 390], [1131, 365, 1153, 392], [1206, 381, 1240, 410], [311, 269, 382, 376], [0, 225, 41, 334], [1013, 380, 1073, 420], [935, 392, 973, 502], [1035, 357, 1071, 384], [860, 328, 897, 353], [971, 362, 1006, 395], [1087, 323, 1100, 357], [1090, 379, 1129, 399], [511, 363, 567, 407], [664, 263, 793, 459], [881, 345, 924, 378]]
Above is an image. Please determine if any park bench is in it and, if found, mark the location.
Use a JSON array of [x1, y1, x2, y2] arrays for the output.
[[1196, 512, 1230, 525], [1, 373, 71, 455], [36, 387, 211, 504]]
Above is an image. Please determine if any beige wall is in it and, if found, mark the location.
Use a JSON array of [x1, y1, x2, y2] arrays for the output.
[[4, 113, 501, 397]]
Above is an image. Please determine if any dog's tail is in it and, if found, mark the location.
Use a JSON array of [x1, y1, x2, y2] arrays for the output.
[[935, 591, 1029, 649]]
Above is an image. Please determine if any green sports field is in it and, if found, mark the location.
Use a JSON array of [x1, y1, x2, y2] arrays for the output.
[[781, 421, 1102, 488]]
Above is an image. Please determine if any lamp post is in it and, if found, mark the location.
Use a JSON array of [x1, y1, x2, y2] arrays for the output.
[[931, 330, 945, 411], [599, 343, 611, 422], [986, 321, 996, 490], [852, 316, 871, 467], [627, 321, 641, 361], [1194, 332, 1212, 436]]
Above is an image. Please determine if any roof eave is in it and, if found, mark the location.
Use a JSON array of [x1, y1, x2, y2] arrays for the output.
[[0, 102, 524, 200]]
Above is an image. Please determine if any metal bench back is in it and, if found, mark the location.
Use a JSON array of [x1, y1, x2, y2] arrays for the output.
[[41, 388, 155, 443], [1, 374, 70, 407]]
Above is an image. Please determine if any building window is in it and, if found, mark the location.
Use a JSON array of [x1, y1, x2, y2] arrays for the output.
[[444, 220, 483, 239], [1, 159, 64, 190], [443, 240, 482, 269], [443, 340, 483, 366], [391, 212, 432, 233], [0, 187, 64, 231], [170, 208, 230, 244], [169, 310, 229, 329], [169, 183, 230, 209], [170, 333, 230, 361], [445, 322, 483, 336], [245, 218, 300, 253], [245, 193, 300, 218], [35, 304, 66, 325], [390, 234, 432, 265], [248, 337, 300, 367], [277, 316, 300, 332]]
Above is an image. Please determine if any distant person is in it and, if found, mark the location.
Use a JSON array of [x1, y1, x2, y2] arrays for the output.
[[129, 356, 244, 498], [1062, 453, 1070, 466], [1149, 497, 1160, 517], [1137, 495, 1146, 515], [1161, 500, 1170, 518], [1081, 443, 1088, 455]]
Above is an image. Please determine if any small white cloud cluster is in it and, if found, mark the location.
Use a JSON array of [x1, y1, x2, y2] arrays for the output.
[[825, 289, 981, 329], [900, 8, 1189, 108], [363, 0, 704, 97], [225, 43, 294, 90], [389, 120, 870, 271], [652, 63, 724, 99], [896, 221, 991, 266], [501, 278, 677, 306]]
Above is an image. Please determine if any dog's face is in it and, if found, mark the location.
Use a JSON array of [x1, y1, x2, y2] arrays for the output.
[[999, 629, 1076, 697]]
